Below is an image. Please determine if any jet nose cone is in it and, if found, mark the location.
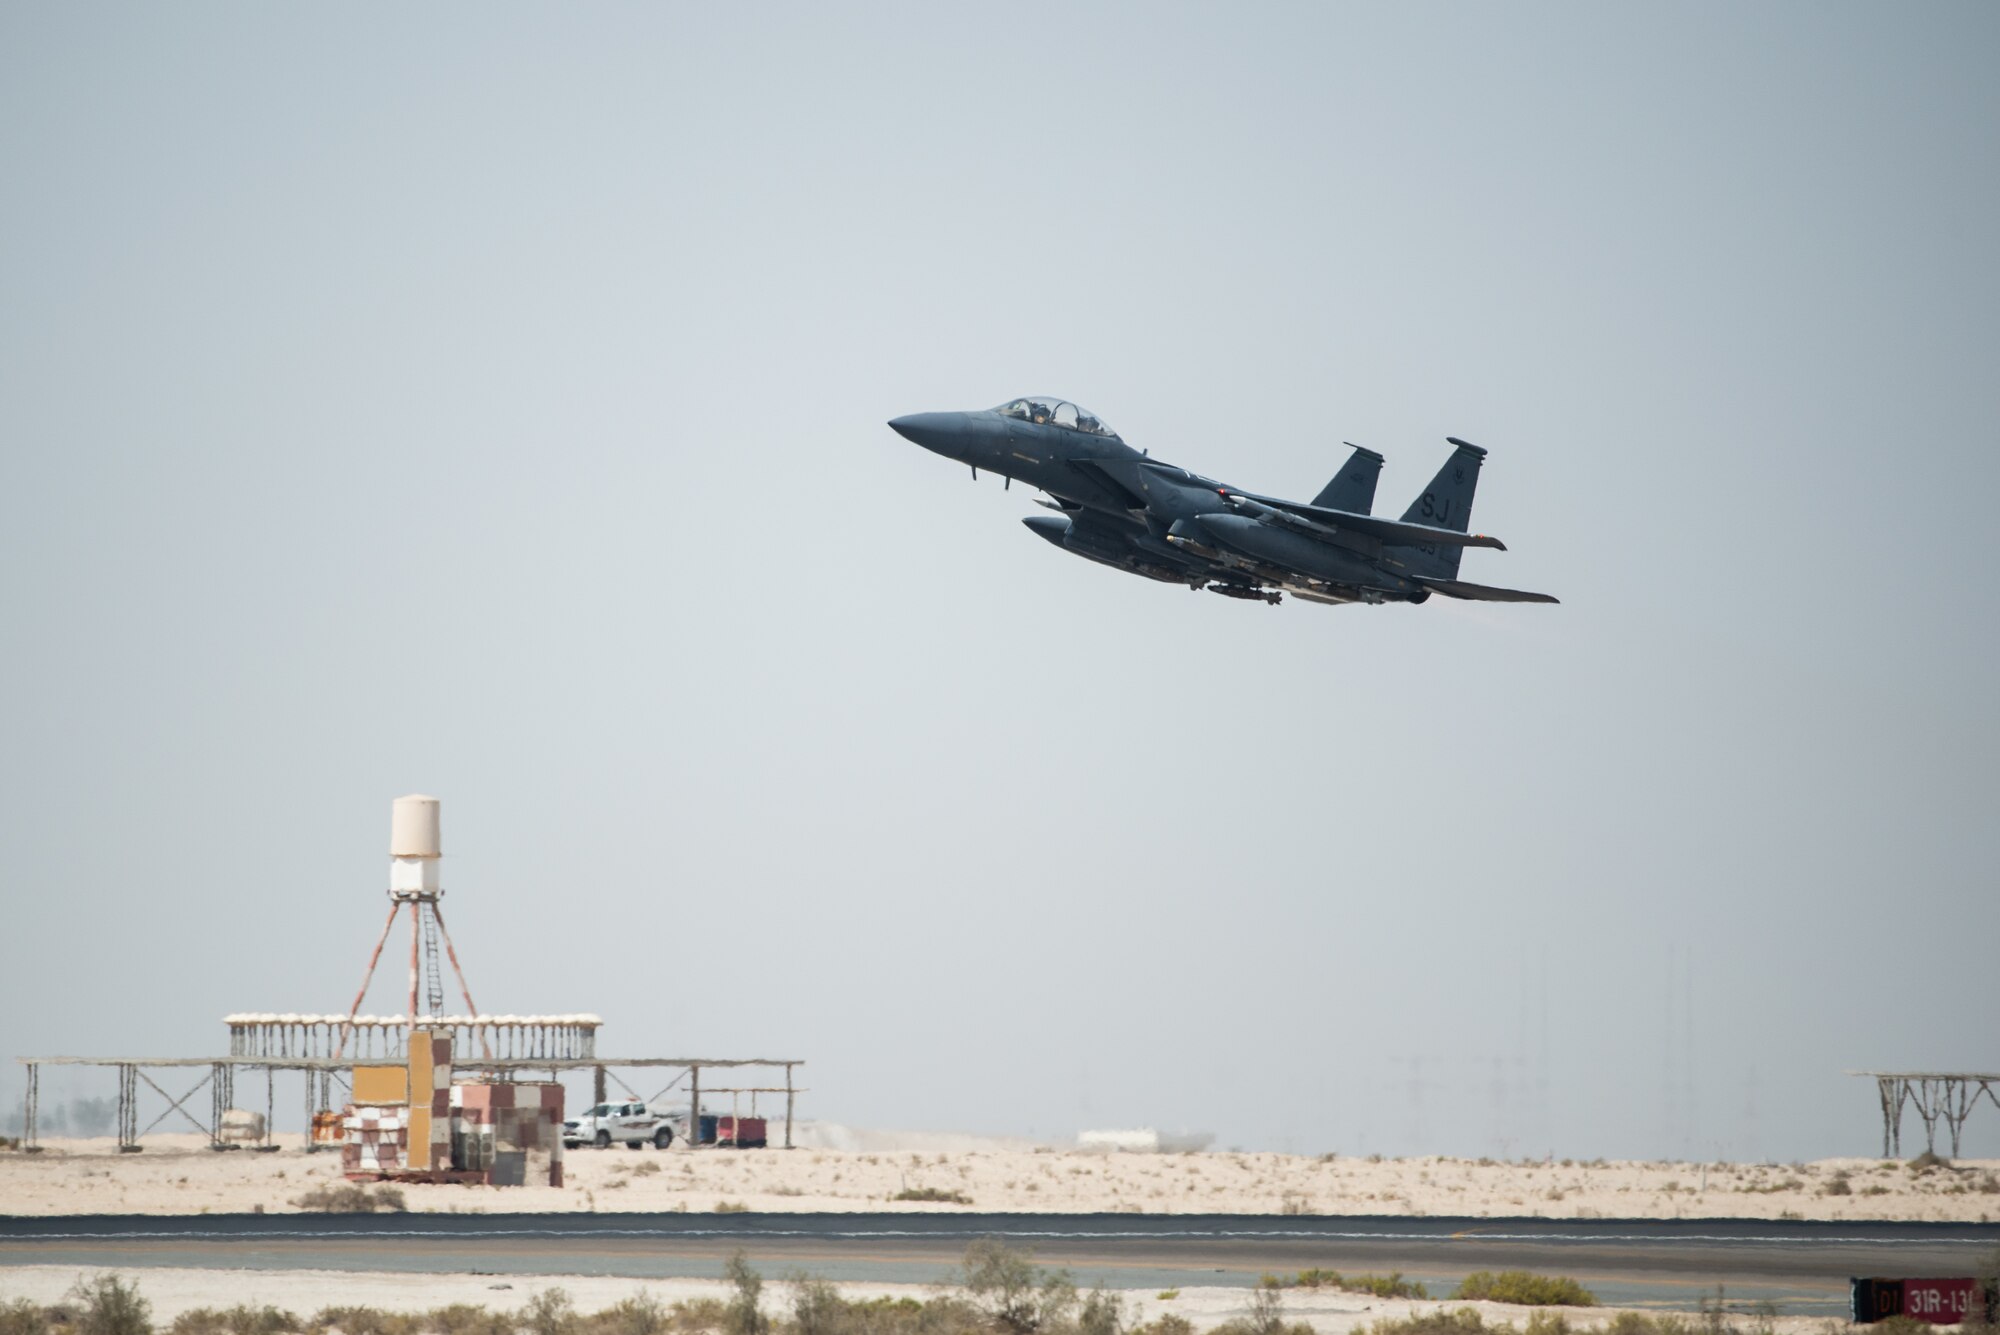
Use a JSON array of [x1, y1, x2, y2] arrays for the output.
[[888, 411, 968, 453]]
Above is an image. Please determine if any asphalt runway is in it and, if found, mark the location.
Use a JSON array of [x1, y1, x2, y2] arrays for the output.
[[5, 1214, 1997, 1316]]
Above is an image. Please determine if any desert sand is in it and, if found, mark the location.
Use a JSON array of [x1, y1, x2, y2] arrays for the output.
[[2, 1132, 1994, 1222]]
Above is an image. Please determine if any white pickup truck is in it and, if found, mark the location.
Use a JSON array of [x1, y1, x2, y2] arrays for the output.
[[563, 1100, 685, 1150]]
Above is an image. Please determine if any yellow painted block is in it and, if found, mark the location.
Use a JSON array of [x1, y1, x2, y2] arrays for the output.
[[408, 1029, 434, 1103], [408, 1106, 431, 1170], [353, 1065, 408, 1105]]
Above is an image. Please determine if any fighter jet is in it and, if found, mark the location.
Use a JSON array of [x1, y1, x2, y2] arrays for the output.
[[889, 396, 1557, 608]]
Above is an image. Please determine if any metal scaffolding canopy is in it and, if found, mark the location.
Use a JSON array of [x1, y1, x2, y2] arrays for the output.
[[18, 1056, 801, 1068], [13, 1055, 804, 1155]]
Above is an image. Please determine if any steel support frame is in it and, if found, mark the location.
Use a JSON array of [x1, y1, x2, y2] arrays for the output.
[[17, 1054, 803, 1154], [1865, 1072, 2000, 1158]]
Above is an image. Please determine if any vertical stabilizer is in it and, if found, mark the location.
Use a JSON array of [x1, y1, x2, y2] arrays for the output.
[[1395, 438, 1488, 577], [1311, 443, 1384, 513]]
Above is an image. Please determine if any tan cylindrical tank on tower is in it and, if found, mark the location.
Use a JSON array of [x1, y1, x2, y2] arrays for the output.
[[391, 795, 442, 859], [390, 795, 442, 895]]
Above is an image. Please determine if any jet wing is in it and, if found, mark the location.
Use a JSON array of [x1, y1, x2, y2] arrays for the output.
[[1226, 490, 1509, 550], [1413, 577, 1560, 604]]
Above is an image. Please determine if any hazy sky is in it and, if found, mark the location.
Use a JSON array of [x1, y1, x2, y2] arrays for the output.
[[4, 4, 1996, 1161]]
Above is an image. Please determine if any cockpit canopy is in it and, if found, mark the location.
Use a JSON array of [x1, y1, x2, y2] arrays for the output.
[[996, 397, 1118, 439]]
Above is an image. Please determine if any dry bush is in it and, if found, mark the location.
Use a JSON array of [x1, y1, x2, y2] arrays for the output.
[[424, 1307, 510, 1335], [0, 1299, 51, 1335], [1452, 1272, 1596, 1307], [170, 1307, 303, 1335], [724, 1253, 766, 1335], [786, 1279, 843, 1335], [1075, 1289, 1122, 1335], [1277, 1271, 1426, 1300], [961, 1239, 1076, 1335], [1130, 1317, 1192, 1335], [581, 1295, 667, 1335], [1600, 1314, 1696, 1335], [310, 1308, 422, 1335], [293, 1184, 406, 1214], [72, 1275, 153, 1335], [522, 1291, 576, 1335], [666, 1300, 727, 1335], [1364, 1310, 1494, 1335]]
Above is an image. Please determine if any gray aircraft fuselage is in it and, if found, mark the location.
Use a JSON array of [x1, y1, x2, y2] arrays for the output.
[[890, 398, 1557, 609]]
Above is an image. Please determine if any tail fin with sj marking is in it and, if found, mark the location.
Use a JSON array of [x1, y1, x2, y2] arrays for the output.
[[1395, 438, 1487, 578]]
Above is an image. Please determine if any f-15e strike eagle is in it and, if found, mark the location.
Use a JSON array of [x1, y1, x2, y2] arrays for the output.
[[890, 396, 1557, 608]]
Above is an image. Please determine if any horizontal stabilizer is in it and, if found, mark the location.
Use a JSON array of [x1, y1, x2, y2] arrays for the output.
[[1227, 490, 1508, 550], [1414, 577, 1559, 604]]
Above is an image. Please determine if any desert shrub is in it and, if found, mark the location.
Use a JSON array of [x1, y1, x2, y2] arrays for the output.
[[713, 1201, 751, 1214], [666, 1299, 727, 1335], [293, 1184, 405, 1214], [1600, 1313, 1696, 1335], [787, 1279, 843, 1335], [1278, 1271, 1425, 1299], [1822, 1171, 1852, 1197], [1130, 1317, 1191, 1335], [1283, 1271, 1341, 1290], [523, 1290, 576, 1335], [0, 1299, 50, 1335], [1247, 1281, 1286, 1335], [1691, 1286, 1780, 1335], [1075, 1288, 1122, 1335], [583, 1295, 667, 1335], [863, 1296, 972, 1335], [73, 1276, 152, 1335], [1365, 1310, 1493, 1335], [890, 1188, 972, 1205], [1908, 1151, 1950, 1172], [890, 1297, 981, 1335], [724, 1253, 766, 1335], [311, 1306, 422, 1335], [1867, 1319, 1937, 1335], [170, 1308, 303, 1335], [1209, 1323, 1314, 1335], [421, 1308, 510, 1335], [961, 1239, 1076, 1334], [1452, 1271, 1596, 1307]]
